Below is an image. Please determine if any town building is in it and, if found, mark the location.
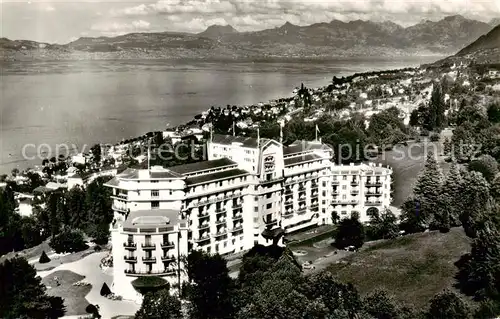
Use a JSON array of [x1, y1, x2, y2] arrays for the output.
[[105, 134, 392, 301]]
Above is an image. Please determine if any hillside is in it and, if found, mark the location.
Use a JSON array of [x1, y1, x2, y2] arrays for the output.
[[454, 24, 500, 63], [328, 228, 471, 309], [0, 15, 494, 61]]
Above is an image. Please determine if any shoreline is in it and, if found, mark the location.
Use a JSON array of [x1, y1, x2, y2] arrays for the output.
[[0, 59, 431, 175]]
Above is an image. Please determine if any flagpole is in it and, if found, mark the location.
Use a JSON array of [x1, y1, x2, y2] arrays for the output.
[[315, 124, 318, 142]]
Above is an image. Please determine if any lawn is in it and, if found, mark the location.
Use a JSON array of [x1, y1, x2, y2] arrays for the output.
[[42, 270, 91, 316], [326, 228, 471, 309]]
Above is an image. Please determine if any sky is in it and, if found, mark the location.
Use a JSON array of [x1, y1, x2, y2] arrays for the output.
[[1, 0, 500, 44]]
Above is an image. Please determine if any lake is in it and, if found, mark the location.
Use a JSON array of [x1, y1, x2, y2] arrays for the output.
[[0, 56, 442, 174]]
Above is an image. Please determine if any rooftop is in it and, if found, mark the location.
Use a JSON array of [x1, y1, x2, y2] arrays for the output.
[[122, 209, 182, 229], [170, 158, 236, 175], [284, 153, 324, 167], [284, 140, 333, 156], [186, 168, 249, 186], [211, 134, 259, 148]]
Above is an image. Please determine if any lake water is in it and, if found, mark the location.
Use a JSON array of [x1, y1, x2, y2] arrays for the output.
[[0, 56, 441, 174]]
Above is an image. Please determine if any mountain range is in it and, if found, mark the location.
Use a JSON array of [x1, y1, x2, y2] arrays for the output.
[[1, 15, 499, 61]]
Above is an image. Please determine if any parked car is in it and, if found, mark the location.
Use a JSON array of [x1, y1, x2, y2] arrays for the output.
[[302, 261, 315, 270]]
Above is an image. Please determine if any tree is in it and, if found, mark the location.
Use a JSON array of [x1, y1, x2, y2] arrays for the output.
[[135, 288, 182, 319], [412, 152, 442, 227], [186, 250, 234, 319], [100, 283, 111, 296], [487, 102, 500, 123], [334, 215, 365, 249], [443, 137, 452, 155], [49, 228, 87, 253], [85, 178, 113, 243], [90, 144, 101, 164], [399, 196, 427, 234], [423, 83, 445, 131], [39, 250, 51, 264], [468, 155, 499, 182], [367, 208, 399, 240], [425, 291, 471, 319], [364, 290, 413, 319], [409, 109, 420, 127], [0, 257, 65, 318], [451, 121, 479, 162], [435, 162, 463, 230], [459, 171, 491, 238], [66, 186, 86, 229]]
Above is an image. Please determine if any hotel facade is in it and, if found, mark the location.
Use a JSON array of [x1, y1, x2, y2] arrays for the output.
[[105, 134, 392, 301]]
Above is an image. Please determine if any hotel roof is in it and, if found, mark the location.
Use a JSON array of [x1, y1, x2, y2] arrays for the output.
[[122, 209, 182, 229], [186, 168, 249, 186], [170, 158, 236, 175], [211, 134, 259, 148], [284, 140, 333, 156], [284, 153, 324, 167]]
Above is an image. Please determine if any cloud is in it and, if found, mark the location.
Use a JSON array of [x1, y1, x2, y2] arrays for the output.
[[90, 19, 151, 36], [42, 4, 55, 12]]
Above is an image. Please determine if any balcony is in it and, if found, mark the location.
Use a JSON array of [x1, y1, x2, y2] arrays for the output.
[[282, 211, 294, 218], [161, 242, 175, 249], [161, 255, 176, 262], [332, 190, 339, 195], [232, 214, 243, 221], [285, 188, 293, 194], [264, 219, 278, 227], [297, 208, 307, 215], [232, 204, 243, 210], [214, 231, 228, 238], [215, 209, 226, 215], [142, 257, 157, 263], [124, 256, 137, 263], [365, 191, 383, 196], [231, 226, 243, 233], [141, 243, 156, 250], [351, 190, 359, 195], [198, 223, 210, 231], [125, 269, 176, 277], [261, 177, 283, 185], [298, 186, 306, 192], [351, 180, 359, 186], [123, 242, 137, 250], [195, 235, 211, 244], [198, 212, 209, 219], [366, 181, 383, 187], [366, 201, 382, 206], [331, 180, 339, 185], [285, 197, 293, 204], [215, 219, 226, 226], [112, 205, 128, 213], [311, 183, 318, 189]]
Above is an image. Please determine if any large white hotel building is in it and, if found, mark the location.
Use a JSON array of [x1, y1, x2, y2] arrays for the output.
[[105, 134, 392, 301]]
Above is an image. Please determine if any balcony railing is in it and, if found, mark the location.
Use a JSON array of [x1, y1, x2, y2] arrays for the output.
[[125, 269, 176, 277], [232, 204, 243, 210], [297, 208, 307, 215], [198, 223, 210, 230], [331, 180, 339, 185], [366, 181, 383, 187], [365, 191, 383, 196], [161, 255, 176, 262], [123, 242, 137, 249], [366, 201, 383, 206], [311, 183, 319, 189], [261, 177, 284, 185], [282, 211, 294, 218], [142, 257, 157, 263], [161, 242, 175, 249], [188, 192, 243, 208], [112, 205, 128, 213], [264, 219, 278, 226], [195, 235, 211, 243], [215, 209, 226, 215], [231, 226, 243, 233], [351, 190, 359, 195], [124, 256, 137, 263], [351, 181, 359, 186], [141, 243, 156, 250], [214, 231, 228, 238], [198, 212, 209, 219], [215, 219, 226, 226], [232, 214, 243, 221]]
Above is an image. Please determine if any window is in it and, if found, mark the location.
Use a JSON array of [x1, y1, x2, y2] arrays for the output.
[[127, 235, 133, 243], [322, 191, 326, 196], [254, 207, 259, 212], [342, 195, 346, 200], [341, 211, 347, 215], [151, 180, 159, 183], [151, 201, 160, 209], [266, 203, 272, 209], [343, 175, 347, 180], [169, 190, 173, 195], [223, 242, 227, 248], [266, 193, 272, 199], [322, 200, 326, 205], [342, 185, 347, 190], [151, 190, 159, 198], [254, 196, 259, 201], [322, 181, 326, 187]]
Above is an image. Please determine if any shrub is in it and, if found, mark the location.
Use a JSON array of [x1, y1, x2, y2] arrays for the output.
[[94, 245, 102, 252], [430, 133, 440, 142], [39, 251, 51, 264], [49, 228, 87, 254], [100, 283, 111, 296], [420, 129, 430, 136]]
